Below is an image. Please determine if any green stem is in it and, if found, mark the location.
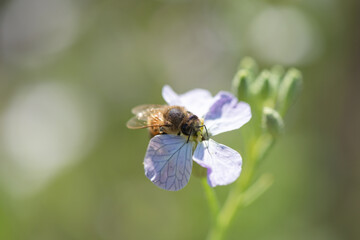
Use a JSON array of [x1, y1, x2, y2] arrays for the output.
[[202, 178, 220, 220], [207, 165, 253, 240], [206, 134, 275, 240]]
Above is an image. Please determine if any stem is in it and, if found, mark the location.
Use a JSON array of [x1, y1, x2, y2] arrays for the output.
[[206, 134, 275, 240], [202, 178, 220, 220], [207, 165, 253, 240]]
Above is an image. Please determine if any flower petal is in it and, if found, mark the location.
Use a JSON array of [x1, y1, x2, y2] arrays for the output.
[[162, 85, 182, 106], [162, 85, 213, 117], [193, 139, 242, 187], [204, 91, 251, 136], [144, 134, 193, 191], [178, 88, 213, 117]]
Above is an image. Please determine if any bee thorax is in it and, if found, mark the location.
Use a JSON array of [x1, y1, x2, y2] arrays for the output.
[[165, 107, 185, 127]]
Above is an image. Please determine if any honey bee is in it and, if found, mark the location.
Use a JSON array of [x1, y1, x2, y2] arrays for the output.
[[126, 104, 206, 140]]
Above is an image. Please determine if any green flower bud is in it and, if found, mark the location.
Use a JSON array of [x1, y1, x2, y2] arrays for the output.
[[250, 70, 276, 101], [270, 65, 285, 89], [262, 107, 284, 137], [238, 57, 258, 75], [270, 65, 285, 82], [232, 69, 250, 101], [276, 68, 303, 116]]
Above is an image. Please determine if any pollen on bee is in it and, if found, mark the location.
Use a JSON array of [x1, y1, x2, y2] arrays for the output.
[[194, 118, 206, 142], [200, 118, 204, 127]]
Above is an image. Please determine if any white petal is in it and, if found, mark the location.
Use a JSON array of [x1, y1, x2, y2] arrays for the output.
[[162, 85, 181, 106], [144, 134, 193, 191], [162, 85, 213, 117], [178, 89, 213, 117], [204, 91, 251, 136], [193, 139, 242, 187]]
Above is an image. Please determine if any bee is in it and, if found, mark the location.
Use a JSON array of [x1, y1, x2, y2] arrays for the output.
[[126, 104, 206, 140]]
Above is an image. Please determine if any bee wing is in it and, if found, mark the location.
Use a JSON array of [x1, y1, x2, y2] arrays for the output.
[[126, 116, 150, 129], [144, 134, 193, 191], [127, 104, 165, 129], [131, 104, 164, 114]]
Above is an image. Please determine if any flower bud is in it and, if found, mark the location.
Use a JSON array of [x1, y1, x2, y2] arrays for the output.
[[250, 70, 276, 101], [270, 65, 285, 81], [232, 69, 250, 101], [276, 68, 302, 116], [270, 65, 285, 89], [262, 107, 284, 137], [238, 57, 258, 75]]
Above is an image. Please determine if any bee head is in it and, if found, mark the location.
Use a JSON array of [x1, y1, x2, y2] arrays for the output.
[[181, 114, 201, 136], [181, 123, 191, 136]]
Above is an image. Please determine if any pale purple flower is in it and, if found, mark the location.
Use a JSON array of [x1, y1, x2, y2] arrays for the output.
[[144, 85, 252, 191]]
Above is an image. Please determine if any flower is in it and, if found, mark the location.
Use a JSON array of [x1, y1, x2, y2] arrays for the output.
[[144, 85, 252, 191]]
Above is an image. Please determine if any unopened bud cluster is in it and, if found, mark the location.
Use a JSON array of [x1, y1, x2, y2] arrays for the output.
[[232, 58, 302, 136]]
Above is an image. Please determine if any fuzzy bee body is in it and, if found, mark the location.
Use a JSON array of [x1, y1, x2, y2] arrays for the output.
[[127, 105, 202, 138]]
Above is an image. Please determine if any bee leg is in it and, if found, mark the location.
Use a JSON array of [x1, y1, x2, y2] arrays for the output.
[[203, 125, 209, 140], [198, 124, 209, 140], [186, 128, 192, 143]]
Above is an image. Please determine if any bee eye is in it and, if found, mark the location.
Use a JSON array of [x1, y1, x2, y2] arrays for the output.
[[181, 124, 189, 135]]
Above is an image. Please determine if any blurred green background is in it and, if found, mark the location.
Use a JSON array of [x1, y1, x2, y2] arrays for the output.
[[0, 0, 359, 239]]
